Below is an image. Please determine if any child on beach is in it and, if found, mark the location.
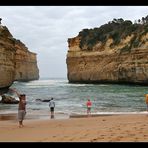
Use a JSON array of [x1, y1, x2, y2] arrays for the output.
[[86, 99, 92, 117], [9, 88, 27, 128]]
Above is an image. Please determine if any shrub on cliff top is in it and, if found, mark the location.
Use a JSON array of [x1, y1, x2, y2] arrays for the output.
[[78, 15, 148, 52]]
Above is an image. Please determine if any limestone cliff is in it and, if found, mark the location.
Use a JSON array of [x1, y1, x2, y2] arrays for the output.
[[0, 25, 39, 91], [66, 17, 148, 84], [14, 39, 39, 81]]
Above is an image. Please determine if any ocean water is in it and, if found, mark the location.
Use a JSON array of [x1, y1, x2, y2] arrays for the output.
[[0, 78, 148, 119]]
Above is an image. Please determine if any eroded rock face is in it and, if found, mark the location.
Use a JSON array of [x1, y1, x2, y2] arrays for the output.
[[14, 39, 39, 81], [0, 26, 16, 89], [66, 34, 148, 85], [0, 25, 39, 90]]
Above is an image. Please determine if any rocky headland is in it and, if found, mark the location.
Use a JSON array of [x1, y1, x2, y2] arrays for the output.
[[66, 16, 148, 85]]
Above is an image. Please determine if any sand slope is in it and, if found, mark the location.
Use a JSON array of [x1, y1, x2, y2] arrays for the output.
[[0, 114, 148, 142]]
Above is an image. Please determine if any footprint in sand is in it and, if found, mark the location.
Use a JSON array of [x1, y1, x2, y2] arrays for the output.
[[128, 133, 135, 136], [100, 134, 106, 137], [139, 127, 144, 130], [134, 137, 139, 142], [52, 135, 57, 138], [90, 138, 97, 142]]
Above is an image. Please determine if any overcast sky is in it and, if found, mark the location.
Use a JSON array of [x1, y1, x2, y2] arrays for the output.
[[0, 6, 148, 79]]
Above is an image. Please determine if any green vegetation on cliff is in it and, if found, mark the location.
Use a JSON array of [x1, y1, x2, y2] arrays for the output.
[[78, 15, 148, 52]]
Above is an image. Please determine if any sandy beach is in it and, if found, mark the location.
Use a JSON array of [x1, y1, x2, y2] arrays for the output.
[[0, 113, 148, 142]]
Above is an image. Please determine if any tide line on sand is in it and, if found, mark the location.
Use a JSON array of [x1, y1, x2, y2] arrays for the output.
[[0, 113, 17, 120], [69, 111, 148, 118], [0, 111, 148, 120]]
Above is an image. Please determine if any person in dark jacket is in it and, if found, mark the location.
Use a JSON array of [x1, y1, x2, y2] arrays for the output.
[[49, 97, 55, 119]]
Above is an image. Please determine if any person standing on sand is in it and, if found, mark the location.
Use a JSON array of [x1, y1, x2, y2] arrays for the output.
[[86, 99, 92, 117], [9, 88, 27, 128], [0, 18, 2, 24], [49, 97, 55, 119], [145, 94, 148, 112]]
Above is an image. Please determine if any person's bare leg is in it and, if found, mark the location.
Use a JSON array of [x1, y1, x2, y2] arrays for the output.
[[87, 110, 89, 117], [22, 121, 24, 127], [19, 121, 23, 128]]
